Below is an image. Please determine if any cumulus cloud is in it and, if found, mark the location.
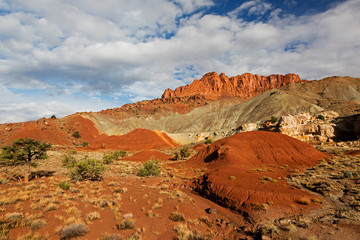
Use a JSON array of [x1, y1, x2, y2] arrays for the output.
[[0, 0, 359, 123]]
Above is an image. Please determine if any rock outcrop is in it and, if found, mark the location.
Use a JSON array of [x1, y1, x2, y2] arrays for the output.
[[162, 72, 304, 100], [278, 112, 338, 142]]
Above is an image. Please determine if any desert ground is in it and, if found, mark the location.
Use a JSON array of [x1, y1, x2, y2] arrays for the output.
[[1, 131, 359, 240]]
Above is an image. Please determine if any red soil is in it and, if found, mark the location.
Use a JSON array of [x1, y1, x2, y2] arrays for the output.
[[64, 115, 101, 141], [187, 131, 327, 221], [2, 120, 71, 146], [89, 129, 178, 151], [122, 150, 173, 162]]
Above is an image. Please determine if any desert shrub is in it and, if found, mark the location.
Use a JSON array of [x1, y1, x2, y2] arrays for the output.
[[270, 116, 278, 124], [59, 222, 89, 240], [81, 141, 89, 147], [174, 224, 207, 240], [72, 131, 81, 139], [62, 151, 77, 168], [59, 181, 70, 190], [69, 158, 105, 181], [169, 212, 185, 222], [117, 219, 135, 230], [204, 138, 212, 144], [138, 160, 161, 177], [50, 115, 56, 119], [100, 233, 124, 240], [180, 146, 190, 158], [102, 151, 126, 164], [30, 218, 47, 230], [174, 146, 190, 160], [317, 114, 325, 120]]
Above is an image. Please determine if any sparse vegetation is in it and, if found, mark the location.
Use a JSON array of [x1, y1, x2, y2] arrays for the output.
[[51, 115, 56, 119], [69, 158, 106, 181], [204, 138, 212, 144], [103, 151, 126, 164], [59, 181, 71, 190], [169, 212, 185, 222], [62, 150, 77, 167], [138, 160, 161, 177], [317, 114, 325, 120], [72, 131, 81, 139], [174, 146, 190, 160], [117, 219, 135, 230], [81, 141, 89, 147], [270, 116, 278, 124], [0, 138, 51, 181], [59, 222, 89, 240]]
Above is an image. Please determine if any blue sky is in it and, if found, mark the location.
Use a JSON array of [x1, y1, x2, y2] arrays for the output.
[[0, 0, 359, 123]]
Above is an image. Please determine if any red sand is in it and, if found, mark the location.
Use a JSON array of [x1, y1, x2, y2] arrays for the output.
[[89, 129, 178, 151], [122, 150, 173, 162], [187, 131, 327, 221]]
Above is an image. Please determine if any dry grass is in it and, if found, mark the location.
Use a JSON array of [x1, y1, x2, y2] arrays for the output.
[[117, 219, 135, 230], [86, 211, 101, 223], [169, 212, 185, 222], [58, 222, 89, 240]]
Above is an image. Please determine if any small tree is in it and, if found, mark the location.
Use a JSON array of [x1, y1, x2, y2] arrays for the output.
[[0, 138, 51, 182], [72, 131, 81, 139]]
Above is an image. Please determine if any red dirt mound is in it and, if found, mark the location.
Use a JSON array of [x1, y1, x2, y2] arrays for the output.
[[64, 115, 101, 141], [122, 150, 173, 162], [90, 129, 178, 151], [187, 131, 327, 221], [3, 120, 71, 146]]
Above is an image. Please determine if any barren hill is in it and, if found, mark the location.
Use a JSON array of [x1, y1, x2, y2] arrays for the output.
[[0, 73, 359, 146]]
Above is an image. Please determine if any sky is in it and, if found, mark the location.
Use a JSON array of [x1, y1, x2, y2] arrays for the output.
[[0, 0, 359, 123]]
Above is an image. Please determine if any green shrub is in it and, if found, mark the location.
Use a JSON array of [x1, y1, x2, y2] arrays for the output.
[[72, 131, 81, 139], [270, 116, 278, 124], [59, 181, 70, 190], [81, 142, 89, 147], [70, 158, 105, 181], [50, 115, 56, 119], [180, 146, 190, 158], [138, 160, 161, 177], [62, 151, 77, 168], [204, 138, 212, 144], [102, 151, 126, 164], [317, 115, 325, 120]]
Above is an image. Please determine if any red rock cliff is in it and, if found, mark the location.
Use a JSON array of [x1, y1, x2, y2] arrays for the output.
[[162, 72, 305, 100]]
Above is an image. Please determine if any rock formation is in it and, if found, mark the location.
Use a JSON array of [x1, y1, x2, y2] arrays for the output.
[[278, 112, 338, 142], [162, 72, 304, 100]]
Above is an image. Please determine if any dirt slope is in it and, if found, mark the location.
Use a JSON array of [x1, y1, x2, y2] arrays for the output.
[[187, 131, 327, 222], [89, 129, 178, 151], [79, 76, 359, 142]]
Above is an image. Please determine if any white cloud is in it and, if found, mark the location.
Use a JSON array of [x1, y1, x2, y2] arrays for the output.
[[174, 0, 214, 14], [230, 0, 273, 17], [0, 0, 359, 123]]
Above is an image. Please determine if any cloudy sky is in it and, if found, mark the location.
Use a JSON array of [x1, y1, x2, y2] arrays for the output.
[[0, 0, 359, 123]]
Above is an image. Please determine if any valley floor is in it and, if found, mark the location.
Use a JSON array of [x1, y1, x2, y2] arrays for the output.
[[0, 141, 359, 240]]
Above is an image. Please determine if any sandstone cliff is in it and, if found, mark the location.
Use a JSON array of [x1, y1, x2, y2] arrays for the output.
[[162, 72, 304, 100]]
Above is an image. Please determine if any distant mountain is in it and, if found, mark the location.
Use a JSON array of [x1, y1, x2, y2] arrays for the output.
[[0, 73, 359, 147], [162, 72, 304, 100]]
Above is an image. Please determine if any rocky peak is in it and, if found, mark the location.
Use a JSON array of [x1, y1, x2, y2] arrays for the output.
[[162, 72, 305, 100]]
